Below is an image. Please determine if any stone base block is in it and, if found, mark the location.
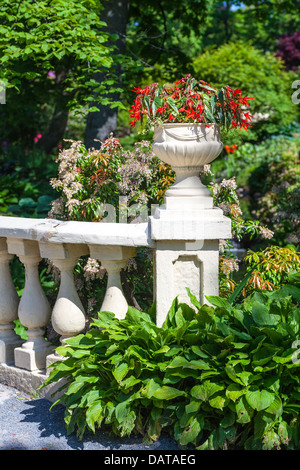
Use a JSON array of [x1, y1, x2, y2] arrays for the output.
[[14, 344, 54, 371], [0, 337, 24, 365], [0, 363, 60, 402]]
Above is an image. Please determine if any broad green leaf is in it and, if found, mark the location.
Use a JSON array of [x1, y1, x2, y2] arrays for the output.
[[209, 394, 227, 410], [126, 306, 153, 326], [152, 386, 186, 400], [236, 396, 253, 424], [206, 295, 232, 312], [246, 389, 275, 411], [141, 378, 162, 399], [185, 400, 201, 414], [179, 417, 202, 446], [113, 363, 128, 382], [86, 401, 103, 432], [186, 287, 201, 309], [115, 400, 130, 424], [264, 395, 283, 417], [191, 381, 224, 401], [251, 301, 280, 326]]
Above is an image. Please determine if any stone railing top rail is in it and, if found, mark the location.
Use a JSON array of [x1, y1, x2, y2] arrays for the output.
[[0, 216, 153, 247]]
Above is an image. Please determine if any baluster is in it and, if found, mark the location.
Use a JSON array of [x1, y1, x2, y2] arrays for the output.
[[6, 239, 52, 371], [89, 245, 136, 320], [39, 242, 89, 345], [0, 238, 23, 364]]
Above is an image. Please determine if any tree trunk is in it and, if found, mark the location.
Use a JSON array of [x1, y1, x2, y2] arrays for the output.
[[37, 69, 71, 155], [84, 0, 129, 149], [37, 104, 69, 155]]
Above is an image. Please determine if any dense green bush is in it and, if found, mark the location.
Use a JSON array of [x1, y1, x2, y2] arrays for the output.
[[210, 131, 300, 245], [251, 146, 300, 247], [0, 146, 57, 217], [192, 42, 298, 140], [43, 272, 300, 450]]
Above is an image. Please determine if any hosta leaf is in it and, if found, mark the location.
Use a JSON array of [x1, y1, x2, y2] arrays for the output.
[[153, 345, 170, 355], [179, 417, 202, 446], [226, 384, 247, 402], [209, 394, 227, 410], [185, 400, 201, 414], [186, 287, 201, 309], [86, 401, 103, 432], [265, 395, 283, 417], [191, 381, 224, 401], [141, 378, 161, 398], [236, 396, 253, 424], [152, 386, 186, 400], [115, 400, 130, 424], [126, 306, 153, 326], [262, 430, 280, 450], [251, 301, 280, 326], [246, 389, 275, 411], [205, 295, 232, 312], [119, 411, 136, 437], [113, 363, 128, 382]]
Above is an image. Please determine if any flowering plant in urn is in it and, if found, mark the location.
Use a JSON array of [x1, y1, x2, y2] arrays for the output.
[[129, 74, 254, 205]]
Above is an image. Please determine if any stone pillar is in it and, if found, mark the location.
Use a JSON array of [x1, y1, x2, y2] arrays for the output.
[[39, 242, 89, 344], [6, 239, 53, 371], [89, 245, 136, 320], [150, 193, 231, 328], [0, 238, 23, 364]]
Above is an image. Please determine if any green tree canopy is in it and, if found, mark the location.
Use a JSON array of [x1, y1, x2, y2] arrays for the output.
[[0, 0, 122, 150]]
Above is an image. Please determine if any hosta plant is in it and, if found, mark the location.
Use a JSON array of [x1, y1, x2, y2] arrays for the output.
[[42, 272, 300, 450], [129, 74, 254, 131]]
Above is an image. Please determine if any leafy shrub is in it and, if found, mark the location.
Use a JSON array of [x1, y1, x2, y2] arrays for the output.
[[0, 145, 57, 217], [244, 246, 300, 294], [43, 273, 300, 450], [211, 132, 300, 245], [275, 31, 300, 71], [251, 145, 300, 247]]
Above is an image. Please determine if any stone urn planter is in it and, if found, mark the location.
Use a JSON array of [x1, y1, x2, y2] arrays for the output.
[[152, 123, 223, 208]]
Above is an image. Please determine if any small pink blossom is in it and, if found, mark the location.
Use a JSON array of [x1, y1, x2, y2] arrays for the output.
[[47, 71, 56, 79]]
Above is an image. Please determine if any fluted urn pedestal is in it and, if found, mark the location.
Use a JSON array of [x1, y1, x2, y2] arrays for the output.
[[150, 123, 232, 327], [152, 123, 223, 212]]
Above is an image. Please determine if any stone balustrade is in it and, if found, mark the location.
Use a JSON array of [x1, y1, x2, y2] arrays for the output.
[[0, 208, 231, 398]]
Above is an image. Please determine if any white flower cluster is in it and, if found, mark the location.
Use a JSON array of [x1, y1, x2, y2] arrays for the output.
[[83, 258, 107, 281]]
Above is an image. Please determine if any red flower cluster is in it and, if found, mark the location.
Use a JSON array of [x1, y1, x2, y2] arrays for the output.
[[129, 75, 254, 132], [224, 144, 238, 153]]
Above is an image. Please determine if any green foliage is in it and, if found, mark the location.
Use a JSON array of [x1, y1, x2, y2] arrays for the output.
[[252, 141, 300, 247], [192, 41, 298, 140], [0, 0, 116, 105], [244, 247, 300, 294], [43, 273, 300, 449], [211, 130, 300, 244], [0, 146, 57, 217], [0, 0, 123, 145]]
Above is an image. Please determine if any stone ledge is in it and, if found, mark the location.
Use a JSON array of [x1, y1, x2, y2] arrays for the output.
[[0, 363, 63, 403]]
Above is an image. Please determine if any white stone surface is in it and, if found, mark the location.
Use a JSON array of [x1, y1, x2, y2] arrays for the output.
[[0, 238, 22, 364], [90, 245, 137, 320], [0, 216, 153, 247], [6, 239, 53, 371], [40, 242, 88, 343], [154, 240, 220, 327]]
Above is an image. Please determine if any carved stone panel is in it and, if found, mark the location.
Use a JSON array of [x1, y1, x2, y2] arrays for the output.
[[173, 255, 203, 308]]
